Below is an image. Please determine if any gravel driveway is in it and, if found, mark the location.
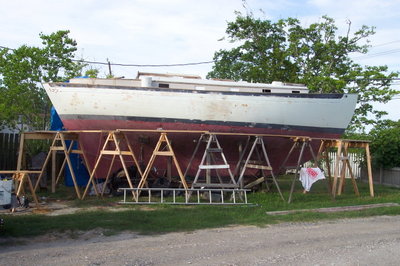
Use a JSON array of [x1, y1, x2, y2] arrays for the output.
[[1, 215, 400, 265]]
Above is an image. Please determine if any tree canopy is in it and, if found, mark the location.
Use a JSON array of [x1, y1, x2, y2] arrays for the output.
[[208, 13, 399, 132], [0, 30, 86, 131], [369, 119, 400, 168]]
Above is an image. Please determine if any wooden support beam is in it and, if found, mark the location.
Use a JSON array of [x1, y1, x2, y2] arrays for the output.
[[82, 131, 142, 199], [244, 176, 266, 189], [59, 133, 82, 199], [81, 131, 143, 200], [16, 133, 25, 172], [365, 143, 374, 197], [0, 171, 40, 207], [137, 133, 188, 193], [320, 140, 367, 198], [51, 149, 56, 193], [236, 136, 284, 201], [245, 164, 272, 170], [332, 140, 343, 197]]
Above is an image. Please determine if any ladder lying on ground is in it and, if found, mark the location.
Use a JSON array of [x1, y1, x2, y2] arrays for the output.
[[118, 188, 251, 205]]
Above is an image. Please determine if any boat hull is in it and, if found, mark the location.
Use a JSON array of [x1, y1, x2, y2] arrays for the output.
[[43, 82, 357, 183], [62, 118, 340, 181]]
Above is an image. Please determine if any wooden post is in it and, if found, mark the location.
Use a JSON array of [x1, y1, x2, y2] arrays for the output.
[[51, 149, 56, 193], [16, 133, 25, 191], [365, 143, 374, 197], [337, 142, 348, 196], [324, 148, 332, 188], [332, 141, 342, 197]]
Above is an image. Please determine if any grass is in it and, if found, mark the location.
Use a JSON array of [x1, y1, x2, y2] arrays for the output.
[[1, 177, 400, 238]]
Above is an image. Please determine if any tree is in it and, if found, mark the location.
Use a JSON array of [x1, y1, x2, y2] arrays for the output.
[[369, 120, 400, 168], [208, 13, 399, 132], [0, 30, 85, 131]]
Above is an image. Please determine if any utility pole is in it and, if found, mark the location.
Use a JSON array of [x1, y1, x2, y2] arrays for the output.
[[107, 58, 112, 77]]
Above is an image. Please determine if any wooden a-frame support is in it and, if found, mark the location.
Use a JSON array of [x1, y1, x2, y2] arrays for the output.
[[318, 139, 374, 198], [189, 134, 238, 189], [82, 131, 143, 200], [3, 130, 375, 204], [1, 132, 92, 203], [30, 132, 96, 199], [0, 170, 41, 207], [235, 136, 285, 201], [136, 133, 188, 196]]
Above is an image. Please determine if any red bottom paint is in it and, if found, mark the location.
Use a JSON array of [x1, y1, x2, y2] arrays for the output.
[[62, 119, 341, 183]]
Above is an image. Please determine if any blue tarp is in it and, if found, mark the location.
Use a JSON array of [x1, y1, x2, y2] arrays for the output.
[[50, 107, 89, 187], [50, 107, 64, 131]]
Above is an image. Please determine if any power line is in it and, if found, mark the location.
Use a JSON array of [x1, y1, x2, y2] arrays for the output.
[[80, 60, 215, 67], [370, 40, 400, 48], [347, 78, 400, 81], [346, 40, 400, 60], [353, 49, 400, 60], [0, 45, 214, 67]]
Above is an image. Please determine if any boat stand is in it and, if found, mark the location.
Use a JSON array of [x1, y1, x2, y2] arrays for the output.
[[0, 170, 40, 207], [136, 133, 188, 197], [3, 132, 93, 201], [1, 130, 375, 205], [319, 140, 373, 198], [236, 136, 285, 201], [82, 131, 143, 200], [189, 134, 238, 189], [31, 132, 96, 199]]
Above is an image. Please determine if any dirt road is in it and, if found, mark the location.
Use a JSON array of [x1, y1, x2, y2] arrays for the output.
[[1, 215, 400, 265]]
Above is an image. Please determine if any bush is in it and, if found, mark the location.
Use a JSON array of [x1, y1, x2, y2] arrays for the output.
[[369, 120, 400, 169]]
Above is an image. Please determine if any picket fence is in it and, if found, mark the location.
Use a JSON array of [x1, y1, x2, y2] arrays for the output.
[[0, 133, 20, 170], [304, 151, 363, 179]]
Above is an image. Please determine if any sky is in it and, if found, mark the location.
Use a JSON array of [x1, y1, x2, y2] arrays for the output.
[[1, 0, 399, 121]]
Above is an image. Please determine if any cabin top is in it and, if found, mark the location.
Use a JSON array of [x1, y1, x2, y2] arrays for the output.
[[69, 72, 309, 94]]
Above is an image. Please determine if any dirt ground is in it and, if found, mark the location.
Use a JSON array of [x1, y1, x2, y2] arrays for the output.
[[1, 215, 400, 265]]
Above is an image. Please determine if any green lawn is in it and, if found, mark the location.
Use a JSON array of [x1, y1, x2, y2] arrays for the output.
[[2, 178, 400, 238]]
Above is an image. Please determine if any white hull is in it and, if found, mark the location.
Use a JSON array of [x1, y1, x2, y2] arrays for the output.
[[44, 83, 357, 133]]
